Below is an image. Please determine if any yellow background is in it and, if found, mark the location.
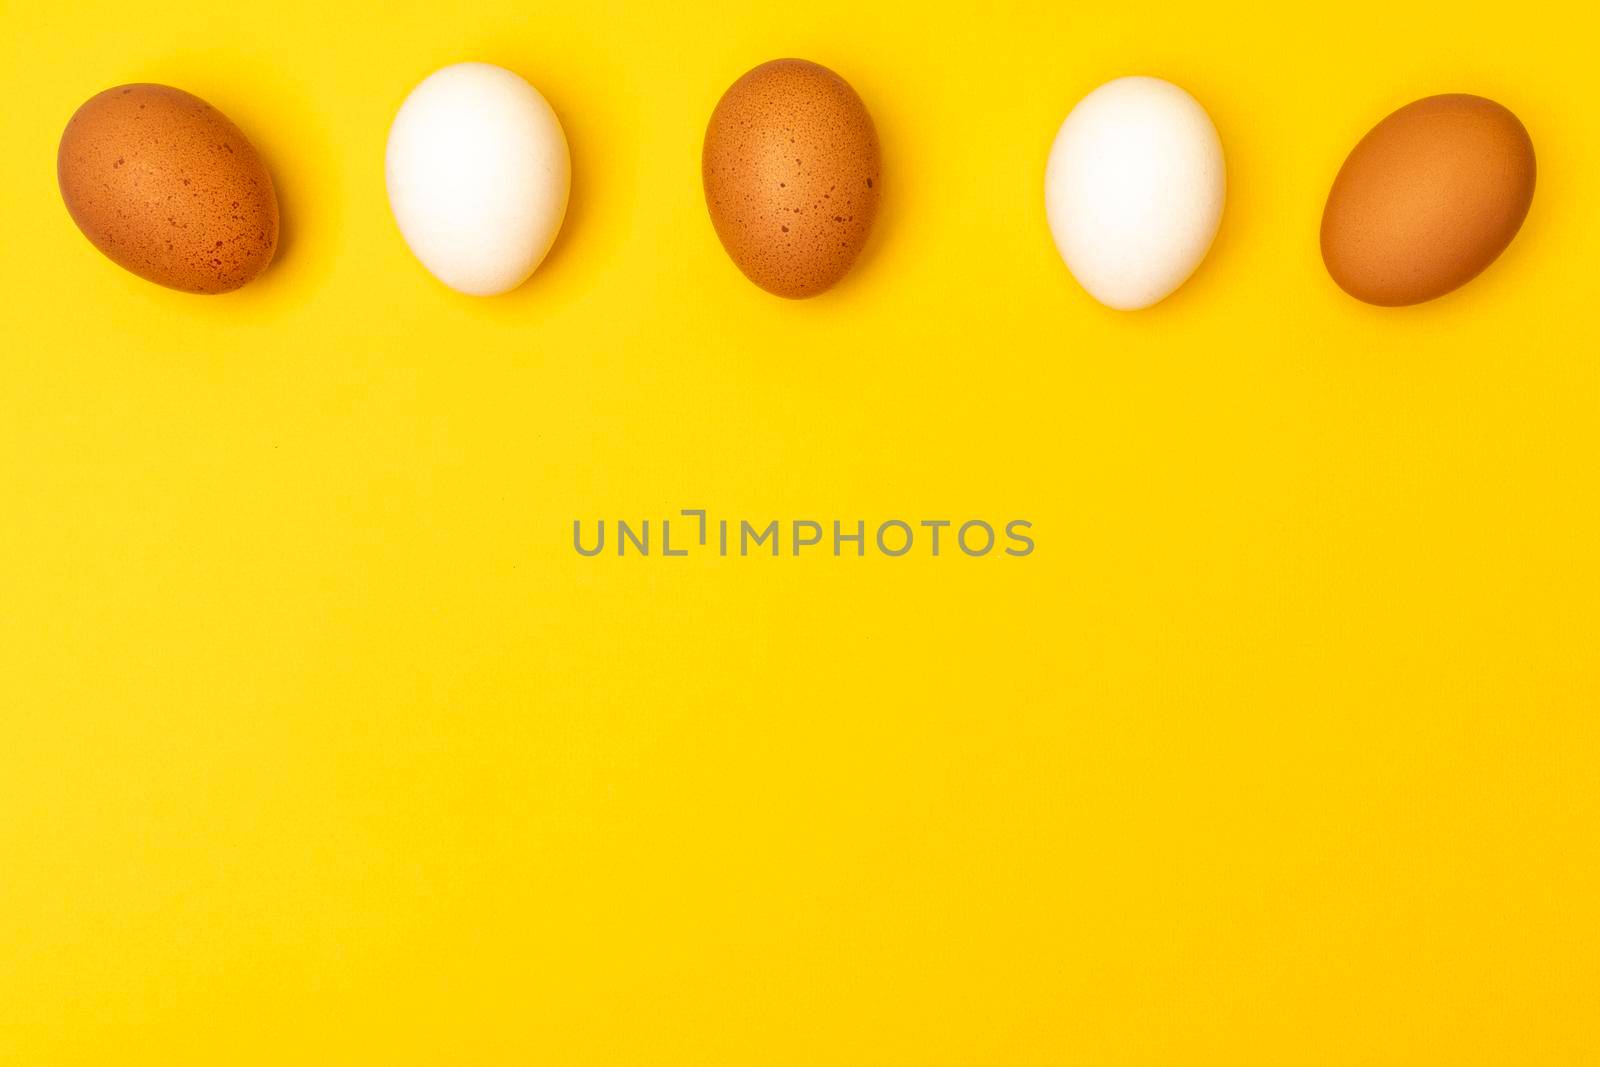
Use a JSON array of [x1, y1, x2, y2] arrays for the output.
[[2, 0, 1597, 1061]]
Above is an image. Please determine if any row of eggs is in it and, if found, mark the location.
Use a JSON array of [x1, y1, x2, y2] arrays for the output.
[[56, 60, 1537, 309]]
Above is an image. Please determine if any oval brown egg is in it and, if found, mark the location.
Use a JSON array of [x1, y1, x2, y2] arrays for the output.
[[1320, 94, 1535, 307], [58, 84, 280, 294], [702, 59, 881, 299]]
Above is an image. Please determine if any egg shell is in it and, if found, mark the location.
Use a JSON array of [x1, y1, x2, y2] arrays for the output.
[[1044, 76, 1225, 311], [1320, 95, 1535, 307], [386, 63, 571, 297], [57, 84, 279, 294], [702, 59, 881, 299]]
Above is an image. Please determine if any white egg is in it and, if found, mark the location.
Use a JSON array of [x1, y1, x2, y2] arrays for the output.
[[1044, 76, 1225, 310], [386, 62, 571, 296]]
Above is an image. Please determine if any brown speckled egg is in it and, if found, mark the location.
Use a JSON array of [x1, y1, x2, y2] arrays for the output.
[[58, 84, 279, 294], [702, 59, 880, 298], [1321, 94, 1535, 307]]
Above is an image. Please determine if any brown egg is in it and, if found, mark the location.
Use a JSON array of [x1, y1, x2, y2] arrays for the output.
[[58, 84, 279, 294], [1321, 94, 1535, 307], [702, 59, 880, 298]]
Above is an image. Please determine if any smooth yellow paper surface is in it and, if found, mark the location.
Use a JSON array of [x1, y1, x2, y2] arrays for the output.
[[2, 0, 1596, 1062]]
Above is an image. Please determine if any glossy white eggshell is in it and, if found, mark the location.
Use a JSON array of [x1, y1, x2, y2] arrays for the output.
[[1044, 76, 1225, 310], [386, 62, 570, 296]]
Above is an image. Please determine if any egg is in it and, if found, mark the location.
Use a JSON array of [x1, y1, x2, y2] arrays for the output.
[[57, 84, 279, 294], [702, 59, 881, 298], [386, 63, 570, 296], [1321, 95, 1535, 307], [1044, 76, 1225, 310]]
